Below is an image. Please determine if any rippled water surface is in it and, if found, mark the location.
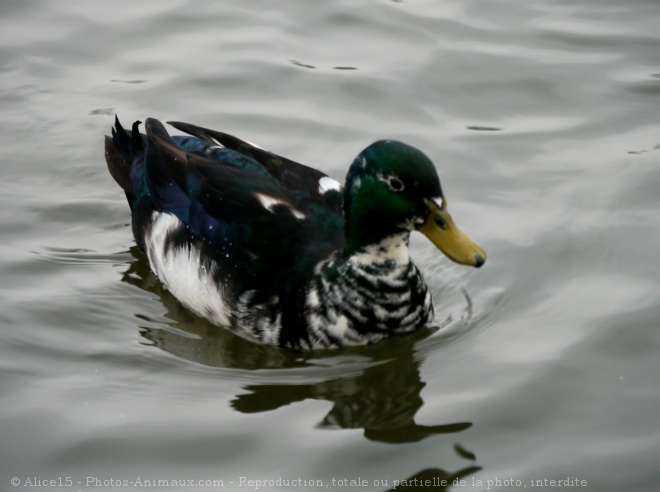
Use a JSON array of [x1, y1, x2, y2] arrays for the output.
[[1, 0, 659, 491]]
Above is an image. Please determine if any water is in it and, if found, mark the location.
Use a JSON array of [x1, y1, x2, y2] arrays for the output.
[[1, 0, 659, 490]]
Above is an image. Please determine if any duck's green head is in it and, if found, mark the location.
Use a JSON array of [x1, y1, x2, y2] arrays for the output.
[[344, 140, 486, 267]]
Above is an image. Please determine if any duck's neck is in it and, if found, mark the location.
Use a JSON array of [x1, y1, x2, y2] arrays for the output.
[[345, 232, 411, 269], [342, 178, 414, 256]]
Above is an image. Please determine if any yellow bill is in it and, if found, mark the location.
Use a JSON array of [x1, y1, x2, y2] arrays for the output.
[[419, 197, 486, 267]]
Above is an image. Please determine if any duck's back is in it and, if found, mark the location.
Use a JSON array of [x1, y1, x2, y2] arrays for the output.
[[105, 117, 346, 346]]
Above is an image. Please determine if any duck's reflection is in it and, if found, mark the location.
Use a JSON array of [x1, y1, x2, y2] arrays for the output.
[[230, 348, 472, 444], [122, 249, 480, 478]]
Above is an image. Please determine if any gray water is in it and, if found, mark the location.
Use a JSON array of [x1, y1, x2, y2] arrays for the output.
[[1, 1, 659, 491]]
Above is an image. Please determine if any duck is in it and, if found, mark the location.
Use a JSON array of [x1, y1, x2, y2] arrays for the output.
[[105, 117, 486, 350]]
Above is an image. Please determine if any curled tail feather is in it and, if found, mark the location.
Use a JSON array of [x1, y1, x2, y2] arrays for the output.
[[104, 116, 143, 203]]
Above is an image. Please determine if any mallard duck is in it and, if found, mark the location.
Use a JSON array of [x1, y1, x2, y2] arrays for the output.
[[105, 117, 486, 350]]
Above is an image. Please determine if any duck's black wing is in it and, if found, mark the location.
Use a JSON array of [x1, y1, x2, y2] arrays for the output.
[[168, 121, 343, 214]]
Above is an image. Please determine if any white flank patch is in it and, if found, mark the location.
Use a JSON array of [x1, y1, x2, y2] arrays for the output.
[[318, 176, 342, 194], [146, 212, 231, 326], [255, 193, 306, 220]]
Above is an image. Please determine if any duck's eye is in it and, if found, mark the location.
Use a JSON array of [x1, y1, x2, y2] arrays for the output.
[[386, 176, 405, 192]]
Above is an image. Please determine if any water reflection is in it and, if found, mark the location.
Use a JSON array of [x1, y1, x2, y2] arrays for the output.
[[231, 351, 472, 444], [122, 248, 480, 477]]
